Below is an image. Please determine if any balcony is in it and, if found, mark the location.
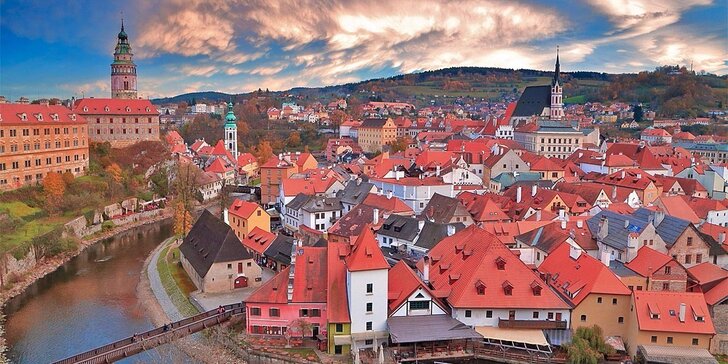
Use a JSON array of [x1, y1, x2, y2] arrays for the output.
[[498, 318, 567, 330]]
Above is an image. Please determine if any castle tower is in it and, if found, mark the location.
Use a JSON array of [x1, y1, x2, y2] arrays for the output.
[[550, 47, 564, 120], [224, 102, 238, 160], [111, 19, 138, 99]]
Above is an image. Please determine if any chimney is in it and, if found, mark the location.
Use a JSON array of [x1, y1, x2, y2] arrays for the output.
[[223, 208, 229, 224], [418, 219, 425, 230], [561, 220, 567, 230], [598, 217, 609, 240], [436, 165, 441, 177], [387, 191, 393, 200], [576, 219, 584, 228], [535, 210, 542, 221], [396, 171, 400, 181], [719, 232, 726, 244], [621, 170, 625, 179], [678, 303, 686, 323], [373, 208, 379, 225], [624, 219, 630, 229], [626, 233, 639, 262], [423, 256, 430, 284], [447, 224, 456, 236], [600, 250, 611, 267], [611, 185, 617, 200], [636, 172, 642, 179], [654, 211, 665, 227], [516, 186, 522, 203], [559, 209, 566, 221], [531, 184, 537, 197]]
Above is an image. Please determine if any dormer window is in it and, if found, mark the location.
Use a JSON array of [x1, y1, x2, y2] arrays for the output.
[[146, 107, 151, 112], [455, 244, 463, 254], [19, 113, 27, 121], [70, 114, 76, 121], [495, 256, 506, 270], [34, 113, 43, 121], [531, 281, 542, 296], [475, 280, 486, 295], [50, 113, 59, 121], [502, 281, 513, 296], [83, 106, 88, 112], [104, 106, 110, 112], [125, 106, 131, 112]]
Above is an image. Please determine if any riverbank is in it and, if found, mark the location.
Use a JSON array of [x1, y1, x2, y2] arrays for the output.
[[0, 206, 173, 363], [138, 233, 243, 363]]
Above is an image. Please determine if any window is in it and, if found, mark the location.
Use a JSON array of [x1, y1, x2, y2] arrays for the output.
[[365, 339, 373, 345], [685, 255, 692, 264], [548, 312, 554, 320], [465, 310, 472, 318], [409, 301, 429, 311], [486, 310, 492, 318], [666, 337, 673, 344], [612, 298, 618, 305], [300, 309, 309, 317], [692, 338, 699, 345], [335, 323, 344, 333], [687, 236, 693, 245], [250, 307, 261, 316], [310, 309, 321, 317], [651, 336, 657, 343], [580, 315, 587, 322], [366, 283, 373, 294], [366, 302, 373, 313], [269, 308, 280, 317], [227, 263, 232, 269], [366, 322, 372, 331], [696, 254, 702, 264], [664, 266, 671, 274], [662, 282, 670, 290], [334, 345, 343, 354], [618, 317, 624, 324], [533, 312, 539, 319], [597, 297, 602, 304]]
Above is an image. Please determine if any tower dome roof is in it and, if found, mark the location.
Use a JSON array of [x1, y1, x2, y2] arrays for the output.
[[118, 20, 128, 40], [225, 102, 237, 126]]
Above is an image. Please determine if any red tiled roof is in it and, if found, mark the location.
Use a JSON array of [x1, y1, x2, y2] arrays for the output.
[[237, 153, 257, 166], [418, 225, 569, 309], [655, 196, 701, 224], [345, 227, 389, 272], [211, 140, 235, 162], [205, 158, 233, 174], [327, 242, 351, 323], [625, 246, 673, 277], [73, 98, 158, 115], [361, 193, 414, 215], [292, 247, 328, 302], [596, 168, 659, 190], [539, 243, 631, 306], [632, 291, 715, 334], [241, 227, 276, 255], [704, 278, 728, 306], [247, 266, 290, 304], [0, 103, 86, 125], [414, 151, 456, 169], [165, 130, 184, 145], [228, 199, 260, 219], [687, 262, 728, 286], [370, 176, 447, 186], [328, 204, 385, 240], [641, 128, 672, 137]]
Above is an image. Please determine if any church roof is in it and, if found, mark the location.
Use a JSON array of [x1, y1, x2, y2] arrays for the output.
[[512, 85, 550, 117]]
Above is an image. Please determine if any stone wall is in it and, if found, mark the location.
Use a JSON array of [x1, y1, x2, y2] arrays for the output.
[[112, 209, 164, 226], [0, 249, 37, 286], [64, 216, 88, 237]]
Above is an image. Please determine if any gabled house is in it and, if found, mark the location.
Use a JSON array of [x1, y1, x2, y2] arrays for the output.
[[625, 246, 692, 292], [246, 245, 328, 337], [240, 227, 276, 263], [482, 148, 529, 185], [179, 210, 262, 292], [376, 214, 464, 256], [418, 225, 571, 332], [227, 199, 271, 240], [515, 219, 597, 266], [539, 243, 632, 337], [595, 168, 663, 204], [419, 193, 474, 225], [263, 234, 295, 272], [337, 179, 377, 213], [625, 291, 715, 357]]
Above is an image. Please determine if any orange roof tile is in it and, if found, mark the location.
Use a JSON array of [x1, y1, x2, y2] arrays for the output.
[[228, 199, 261, 219], [241, 227, 276, 255], [632, 291, 715, 334], [387, 261, 448, 314], [704, 278, 728, 306], [687, 262, 728, 286], [73, 98, 158, 115], [345, 227, 389, 272], [327, 242, 351, 323], [625, 246, 674, 277], [361, 193, 414, 215], [539, 243, 631, 306]]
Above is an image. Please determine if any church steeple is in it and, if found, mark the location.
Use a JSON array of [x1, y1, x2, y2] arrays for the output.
[[224, 102, 238, 160], [549, 46, 564, 120], [111, 18, 137, 99], [552, 46, 561, 86]]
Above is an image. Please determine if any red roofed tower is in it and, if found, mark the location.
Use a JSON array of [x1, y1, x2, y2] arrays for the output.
[[111, 19, 137, 99], [345, 227, 389, 349]]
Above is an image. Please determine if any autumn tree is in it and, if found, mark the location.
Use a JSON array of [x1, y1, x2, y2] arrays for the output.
[[255, 140, 274, 164], [287, 131, 302, 148], [173, 162, 202, 213], [387, 137, 409, 153], [43, 172, 66, 214], [106, 163, 123, 183], [173, 202, 193, 236], [564, 325, 613, 364]]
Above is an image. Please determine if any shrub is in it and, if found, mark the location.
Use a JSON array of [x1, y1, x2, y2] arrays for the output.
[[102, 221, 115, 231]]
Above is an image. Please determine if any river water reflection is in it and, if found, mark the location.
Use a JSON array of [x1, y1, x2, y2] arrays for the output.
[[4, 220, 196, 363]]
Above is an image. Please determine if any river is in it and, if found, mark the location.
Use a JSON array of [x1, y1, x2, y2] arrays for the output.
[[4, 220, 196, 363]]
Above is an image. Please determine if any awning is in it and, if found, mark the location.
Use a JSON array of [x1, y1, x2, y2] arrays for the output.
[[475, 326, 549, 346], [333, 335, 352, 345], [638, 345, 718, 364], [350, 331, 389, 341], [387, 315, 482, 344], [544, 329, 572, 346]]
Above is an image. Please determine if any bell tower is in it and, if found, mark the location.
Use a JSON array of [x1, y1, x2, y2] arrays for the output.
[[224, 102, 238, 160], [111, 19, 138, 99], [550, 46, 564, 120]]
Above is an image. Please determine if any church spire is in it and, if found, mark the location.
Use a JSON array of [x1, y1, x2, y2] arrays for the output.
[[552, 46, 560, 86]]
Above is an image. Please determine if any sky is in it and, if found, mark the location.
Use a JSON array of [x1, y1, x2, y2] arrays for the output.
[[1, 0, 726, 100]]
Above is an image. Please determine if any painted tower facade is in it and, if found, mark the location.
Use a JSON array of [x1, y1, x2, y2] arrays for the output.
[[111, 20, 138, 99], [550, 47, 564, 120], [224, 102, 238, 160]]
